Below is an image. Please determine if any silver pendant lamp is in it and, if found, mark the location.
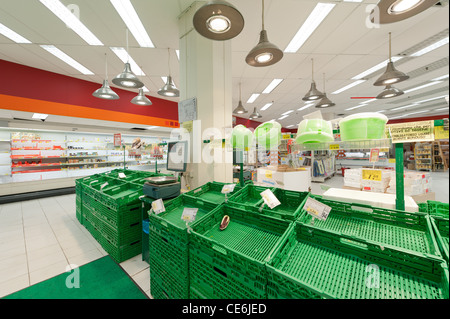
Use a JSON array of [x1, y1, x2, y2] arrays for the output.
[[131, 88, 152, 105], [246, 0, 283, 67], [232, 82, 248, 114], [93, 53, 119, 100], [315, 73, 335, 108], [303, 58, 325, 101], [374, 32, 409, 86], [158, 49, 180, 97], [249, 107, 262, 119], [112, 29, 144, 89], [370, 0, 439, 24], [193, 0, 244, 41], [376, 84, 404, 99]]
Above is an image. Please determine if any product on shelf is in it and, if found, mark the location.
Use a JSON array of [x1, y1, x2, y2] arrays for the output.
[[295, 119, 334, 144], [339, 112, 388, 141], [254, 120, 282, 149], [231, 125, 254, 149]]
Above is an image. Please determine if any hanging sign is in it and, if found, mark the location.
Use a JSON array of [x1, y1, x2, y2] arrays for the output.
[[386, 121, 434, 143], [369, 148, 380, 163], [114, 133, 122, 147]]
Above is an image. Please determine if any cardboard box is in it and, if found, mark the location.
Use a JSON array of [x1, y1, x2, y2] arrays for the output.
[[411, 192, 436, 203], [257, 167, 311, 192]]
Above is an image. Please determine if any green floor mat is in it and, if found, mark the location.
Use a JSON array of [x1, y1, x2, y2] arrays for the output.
[[3, 256, 148, 299]]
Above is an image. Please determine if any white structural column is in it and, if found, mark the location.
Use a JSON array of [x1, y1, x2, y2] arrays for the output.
[[178, 1, 233, 189]]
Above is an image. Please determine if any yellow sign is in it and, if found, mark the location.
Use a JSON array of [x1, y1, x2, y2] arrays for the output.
[[386, 121, 434, 143], [329, 144, 340, 150], [388, 158, 396, 163], [282, 134, 292, 140], [362, 169, 382, 181], [435, 126, 449, 140], [265, 170, 273, 179], [380, 148, 390, 153]]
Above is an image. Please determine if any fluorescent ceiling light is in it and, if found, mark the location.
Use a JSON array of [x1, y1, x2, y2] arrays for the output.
[[410, 37, 449, 57], [39, 0, 103, 46], [345, 104, 365, 111], [282, 110, 294, 115], [176, 50, 180, 60], [297, 103, 314, 111], [360, 98, 377, 104], [262, 79, 283, 94], [343, 0, 363, 2], [414, 95, 448, 104], [391, 103, 419, 111], [286, 125, 295, 128], [431, 74, 449, 81], [110, 47, 145, 76], [110, 0, 154, 48], [247, 93, 260, 104], [0, 22, 31, 43], [434, 107, 449, 112], [404, 109, 430, 116], [332, 80, 366, 95], [284, 2, 336, 53], [261, 102, 273, 111], [278, 115, 289, 120], [404, 81, 442, 93], [147, 126, 158, 130], [40, 45, 94, 75], [376, 110, 386, 113], [352, 57, 403, 80], [32, 113, 48, 120]]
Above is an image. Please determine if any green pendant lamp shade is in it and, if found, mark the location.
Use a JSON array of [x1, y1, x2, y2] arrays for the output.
[[113, 29, 144, 89], [246, 0, 283, 67], [158, 49, 180, 97], [374, 32, 409, 86], [315, 73, 335, 108], [303, 58, 325, 101], [233, 82, 248, 114], [193, 0, 244, 41], [131, 88, 152, 105], [370, 0, 439, 24], [376, 85, 404, 99], [93, 54, 119, 100]]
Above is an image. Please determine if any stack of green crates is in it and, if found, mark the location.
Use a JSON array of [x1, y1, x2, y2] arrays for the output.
[[75, 169, 162, 263], [147, 195, 218, 299], [431, 216, 449, 265], [189, 204, 291, 299]]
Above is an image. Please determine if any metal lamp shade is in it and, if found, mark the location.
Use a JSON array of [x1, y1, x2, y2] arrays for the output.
[[315, 94, 335, 108], [246, 30, 283, 67], [249, 107, 262, 119], [233, 100, 248, 114], [131, 88, 152, 105], [193, 0, 244, 41], [112, 63, 144, 88], [376, 85, 404, 99], [158, 76, 180, 97], [370, 0, 439, 24], [302, 81, 325, 101], [374, 61, 409, 86], [92, 80, 119, 100]]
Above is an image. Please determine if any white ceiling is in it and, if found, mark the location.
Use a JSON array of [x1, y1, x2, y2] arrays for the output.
[[0, 0, 449, 130]]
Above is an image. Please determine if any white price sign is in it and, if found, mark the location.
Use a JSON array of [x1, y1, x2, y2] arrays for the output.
[[100, 182, 108, 191], [181, 208, 198, 222], [151, 199, 166, 215], [304, 197, 331, 221], [118, 172, 127, 178], [260, 189, 281, 209], [221, 184, 236, 194]]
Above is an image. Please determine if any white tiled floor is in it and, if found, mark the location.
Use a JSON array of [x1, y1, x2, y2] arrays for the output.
[[0, 194, 151, 299]]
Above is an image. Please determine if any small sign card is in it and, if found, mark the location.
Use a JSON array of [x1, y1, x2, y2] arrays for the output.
[[304, 197, 332, 221], [118, 172, 127, 178], [181, 208, 198, 222], [100, 182, 108, 191], [260, 189, 281, 209], [151, 199, 165, 215], [221, 184, 236, 194]]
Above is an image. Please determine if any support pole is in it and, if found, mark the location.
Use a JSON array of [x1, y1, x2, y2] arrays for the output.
[[395, 143, 405, 211]]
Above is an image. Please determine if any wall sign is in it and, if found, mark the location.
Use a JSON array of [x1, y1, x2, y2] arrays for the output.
[[386, 121, 434, 143]]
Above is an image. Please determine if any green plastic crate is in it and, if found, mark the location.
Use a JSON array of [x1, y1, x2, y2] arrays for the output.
[[297, 196, 443, 259], [227, 184, 271, 207], [149, 256, 189, 299], [184, 182, 241, 205], [418, 202, 428, 214], [101, 235, 142, 263], [189, 204, 291, 299], [431, 216, 449, 265], [266, 223, 449, 299], [89, 182, 142, 212], [427, 200, 449, 219], [262, 188, 310, 221]]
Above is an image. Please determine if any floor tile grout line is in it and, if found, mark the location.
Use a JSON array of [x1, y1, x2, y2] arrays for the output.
[[20, 201, 31, 289]]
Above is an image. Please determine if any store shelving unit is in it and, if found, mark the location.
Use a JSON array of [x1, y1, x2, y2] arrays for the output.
[[432, 141, 448, 172], [414, 142, 432, 171]]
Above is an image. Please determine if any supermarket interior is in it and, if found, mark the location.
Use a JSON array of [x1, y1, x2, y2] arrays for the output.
[[0, 0, 449, 304]]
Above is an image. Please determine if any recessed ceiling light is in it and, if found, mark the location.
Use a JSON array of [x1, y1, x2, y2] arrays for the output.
[[278, 115, 289, 120], [332, 80, 366, 95], [345, 104, 365, 111], [284, 2, 336, 53], [352, 57, 403, 80], [39, 0, 103, 46], [110, 0, 154, 48], [286, 125, 295, 128], [431, 74, 449, 81], [433, 107, 449, 112], [390, 103, 419, 111], [247, 93, 260, 104], [404, 81, 443, 93], [0, 22, 31, 43], [261, 102, 273, 111], [40, 45, 94, 75], [32, 113, 48, 120], [297, 103, 314, 111], [404, 109, 430, 116], [410, 37, 449, 57], [282, 110, 294, 115], [262, 79, 283, 94], [110, 47, 145, 76], [414, 95, 448, 104]]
